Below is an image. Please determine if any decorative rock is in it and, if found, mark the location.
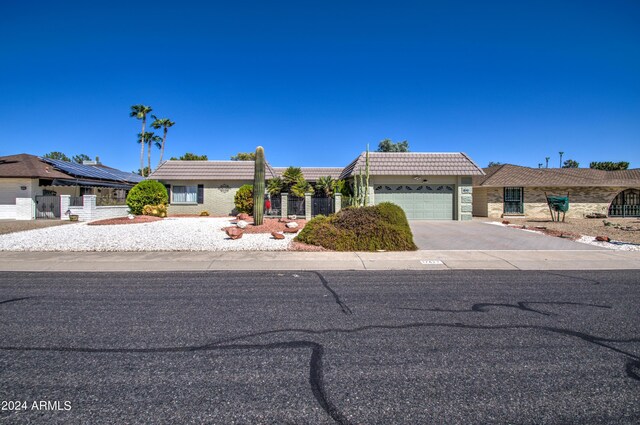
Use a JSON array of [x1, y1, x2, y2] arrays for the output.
[[288, 215, 297, 220], [283, 227, 299, 234], [286, 222, 299, 228], [236, 220, 248, 229], [225, 227, 244, 239], [271, 231, 285, 240], [502, 220, 510, 225], [237, 213, 250, 221], [128, 214, 135, 220], [595, 236, 610, 242]]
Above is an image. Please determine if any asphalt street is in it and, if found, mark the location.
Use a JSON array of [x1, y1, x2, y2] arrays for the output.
[[0, 270, 638, 424]]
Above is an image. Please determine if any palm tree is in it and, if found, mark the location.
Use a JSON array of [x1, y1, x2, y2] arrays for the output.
[[559, 152, 564, 168], [315, 176, 335, 197], [545, 157, 550, 168], [138, 132, 162, 176], [267, 177, 284, 196], [130, 105, 153, 175], [150, 115, 175, 166]]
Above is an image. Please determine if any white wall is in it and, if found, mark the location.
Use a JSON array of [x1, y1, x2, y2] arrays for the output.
[[0, 178, 34, 204]]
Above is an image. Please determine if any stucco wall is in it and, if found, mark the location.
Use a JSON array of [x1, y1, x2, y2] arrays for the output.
[[162, 180, 251, 216], [0, 178, 34, 204], [472, 187, 488, 216], [479, 186, 631, 219]]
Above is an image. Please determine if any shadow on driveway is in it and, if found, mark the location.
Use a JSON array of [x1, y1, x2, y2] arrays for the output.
[[409, 220, 603, 250]]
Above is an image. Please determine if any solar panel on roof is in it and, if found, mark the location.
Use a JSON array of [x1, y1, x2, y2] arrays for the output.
[[40, 158, 142, 183]]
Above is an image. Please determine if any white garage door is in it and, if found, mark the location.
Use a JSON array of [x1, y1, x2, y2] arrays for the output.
[[374, 184, 454, 220]]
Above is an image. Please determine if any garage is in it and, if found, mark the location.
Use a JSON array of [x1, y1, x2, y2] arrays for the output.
[[374, 184, 454, 220]]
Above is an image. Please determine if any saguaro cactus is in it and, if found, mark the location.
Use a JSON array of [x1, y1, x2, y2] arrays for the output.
[[253, 146, 265, 225]]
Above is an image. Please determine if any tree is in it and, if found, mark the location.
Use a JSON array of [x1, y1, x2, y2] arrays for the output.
[[315, 176, 335, 197], [150, 115, 175, 166], [559, 151, 564, 168], [376, 139, 409, 152], [589, 161, 630, 171], [487, 162, 502, 167], [72, 154, 92, 164], [290, 177, 314, 197], [282, 167, 304, 186], [562, 159, 579, 168], [130, 104, 153, 175], [230, 152, 256, 161], [267, 177, 284, 196], [170, 153, 208, 160], [138, 132, 162, 175], [43, 151, 71, 162], [545, 157, 550, 168]]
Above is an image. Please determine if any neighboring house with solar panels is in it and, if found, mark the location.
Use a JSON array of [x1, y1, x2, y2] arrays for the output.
[[0, 153, 142, 220]]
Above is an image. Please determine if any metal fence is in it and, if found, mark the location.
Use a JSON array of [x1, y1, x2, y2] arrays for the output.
[[287, 196, 306, 217], [96, 195, 127, 206], [311, 195, 334, 217], [609, 204, 640, 217]]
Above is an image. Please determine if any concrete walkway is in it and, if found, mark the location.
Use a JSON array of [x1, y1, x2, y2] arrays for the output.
[[1, 249, 639, 271]]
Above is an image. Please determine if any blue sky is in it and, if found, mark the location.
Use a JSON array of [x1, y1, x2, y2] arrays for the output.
[[1, 0, 639, 172]]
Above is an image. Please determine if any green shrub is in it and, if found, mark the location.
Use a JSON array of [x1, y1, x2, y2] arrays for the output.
[[142, 204, 167, 218], [295, 203, 417, 251], [234, 184, 254, 214], [126, 181, 168, 215]]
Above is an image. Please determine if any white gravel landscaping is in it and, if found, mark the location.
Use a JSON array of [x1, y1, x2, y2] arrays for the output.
[[0, 217, 295, 252]]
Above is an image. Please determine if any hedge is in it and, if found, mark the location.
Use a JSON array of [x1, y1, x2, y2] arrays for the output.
[[295, 202, 417, 251], [126, 180, 168, 215]]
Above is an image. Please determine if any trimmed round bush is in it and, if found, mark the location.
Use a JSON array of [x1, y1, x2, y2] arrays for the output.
[[295, 203, 417, 251], [234, 184, 254, 214], [126, 180, 168, 215]]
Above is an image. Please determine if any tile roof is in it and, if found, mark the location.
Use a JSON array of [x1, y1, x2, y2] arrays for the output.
[[0, 154, 74, 179], [272, 167, 344, 181], [149, 160, 277, 180], [339, 152, 485, 179], [474, 164, 640, 187]]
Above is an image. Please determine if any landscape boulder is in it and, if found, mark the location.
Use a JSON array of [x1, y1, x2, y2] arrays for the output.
[[595, 236, 610, 242], [236, 220, 248, 229], [271, 231, 285, 240], [286, 222, 299, 229], [237, 213, 250, 221], [283, 227, 299, 234], [225, 227, 244, 239]]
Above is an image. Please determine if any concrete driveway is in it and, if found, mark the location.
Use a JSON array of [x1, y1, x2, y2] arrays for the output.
[[409, 220, 603, 250]]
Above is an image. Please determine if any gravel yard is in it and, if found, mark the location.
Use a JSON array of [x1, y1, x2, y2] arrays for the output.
[[481, 217, 640, 251], [0, 217, 295, 252]]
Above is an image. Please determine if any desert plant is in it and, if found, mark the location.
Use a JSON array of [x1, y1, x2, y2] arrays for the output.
[[199, 210, 210, 216], [234, 184, 254, 214], [315, 176, 335, 197], [126, 180, 168, 215], [290, 177, 314, 197], [282, 167, 303, 186], [253, 146, 265, 225], [295, 202, 417, 251], [142, 204, 167, 218], [267, 177, 284, 196]]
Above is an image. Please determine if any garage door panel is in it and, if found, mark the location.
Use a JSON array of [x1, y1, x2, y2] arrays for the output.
[[374, 184, 453, 220]]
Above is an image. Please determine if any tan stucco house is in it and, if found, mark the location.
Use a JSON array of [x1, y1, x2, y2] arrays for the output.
[[472, 164, 640, 219], [151, 152, 485, 220]]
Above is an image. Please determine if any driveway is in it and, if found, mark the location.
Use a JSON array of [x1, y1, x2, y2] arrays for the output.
[[410, 220, 603, 250]]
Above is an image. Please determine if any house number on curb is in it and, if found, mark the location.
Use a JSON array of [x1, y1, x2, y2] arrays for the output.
[[420, 260, 443, 265]]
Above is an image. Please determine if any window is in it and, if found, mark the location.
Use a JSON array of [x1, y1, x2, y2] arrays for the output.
[[504, 187, 523, 214], [172, 186, 198, 204]]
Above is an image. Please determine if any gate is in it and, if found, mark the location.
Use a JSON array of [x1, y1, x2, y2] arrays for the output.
[[266, 196, 281, 217], [287, 196, 305, 217], [311, 195, 334, 216], [35, 195, 60, 219]]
